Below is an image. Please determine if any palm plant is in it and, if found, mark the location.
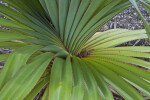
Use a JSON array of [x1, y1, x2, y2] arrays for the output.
[[0, 0, 150, 100]]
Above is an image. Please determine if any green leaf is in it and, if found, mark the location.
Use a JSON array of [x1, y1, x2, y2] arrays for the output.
[[0, 45, 42, 89], [49, 56, 72, 100], [58, 0, 69, 40], [20, 12, 57, 37], [70, 0, 121, 53], [88, 63, 114, 100], [64, 0, 81, 45], [69, 0, 106, 50], [24, 71, 49, 100], [85, 29, 145, 50], [0, 42, 26, 49], [55, 51, 69, 58], [93, 46, 150, 52], [41, 45, 65, 53], [85, 59, 145, 100], [0, 69, 2, 74], [89, 54, 150, 69], [92, 57, 150, 82], [0, 4, 27, 21], [45, 0, 59, 33], [85, 29, 126, 46], [75, 2, 131, 53], [95, 59, 150, 98], [39, 0, 49, 15], [91, 50, 150, 58], [0, 32, 34, 42], [1, 0, 18, 9], [0, 10, 59, 43], [0, 18, 31, 30], [78, 59, 100, 100], [1, 1, 150, 100], [78, 0, 121, 39], [66, 0, 91, 48], [21, 39, 52, 46], [0, 52, 54, 100], [0, 53, 9, 62], [71, 56, 84, 100], [15, 29, 55, 42], [93, 34, 147, 50]]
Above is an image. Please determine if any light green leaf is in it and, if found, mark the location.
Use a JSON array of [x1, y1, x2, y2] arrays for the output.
[[49, 56, 72, 100], [88, 63, 114, 100], [24, 70, 49, 100], [0, 52, 54, 100], [96, 59, 150, 98], [0, 53, 10, 62], [85, 29, 145, 50], [85, 59, 144, 100], [93, 34, 147, 50], [93, 46, 150, 52], [93, 57, 150, 82], [78, 59, 100, 100], [0, 45, 42, 89], [89, 54, 150, 69], [71, 56, 84, 100], [91, 50, 150, 58]]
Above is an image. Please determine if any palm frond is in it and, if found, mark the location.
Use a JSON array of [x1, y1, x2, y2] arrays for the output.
[[0, 0, 150, 100]]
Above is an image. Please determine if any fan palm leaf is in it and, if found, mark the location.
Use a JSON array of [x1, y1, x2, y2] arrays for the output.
[[0, 0, 150, 100]]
